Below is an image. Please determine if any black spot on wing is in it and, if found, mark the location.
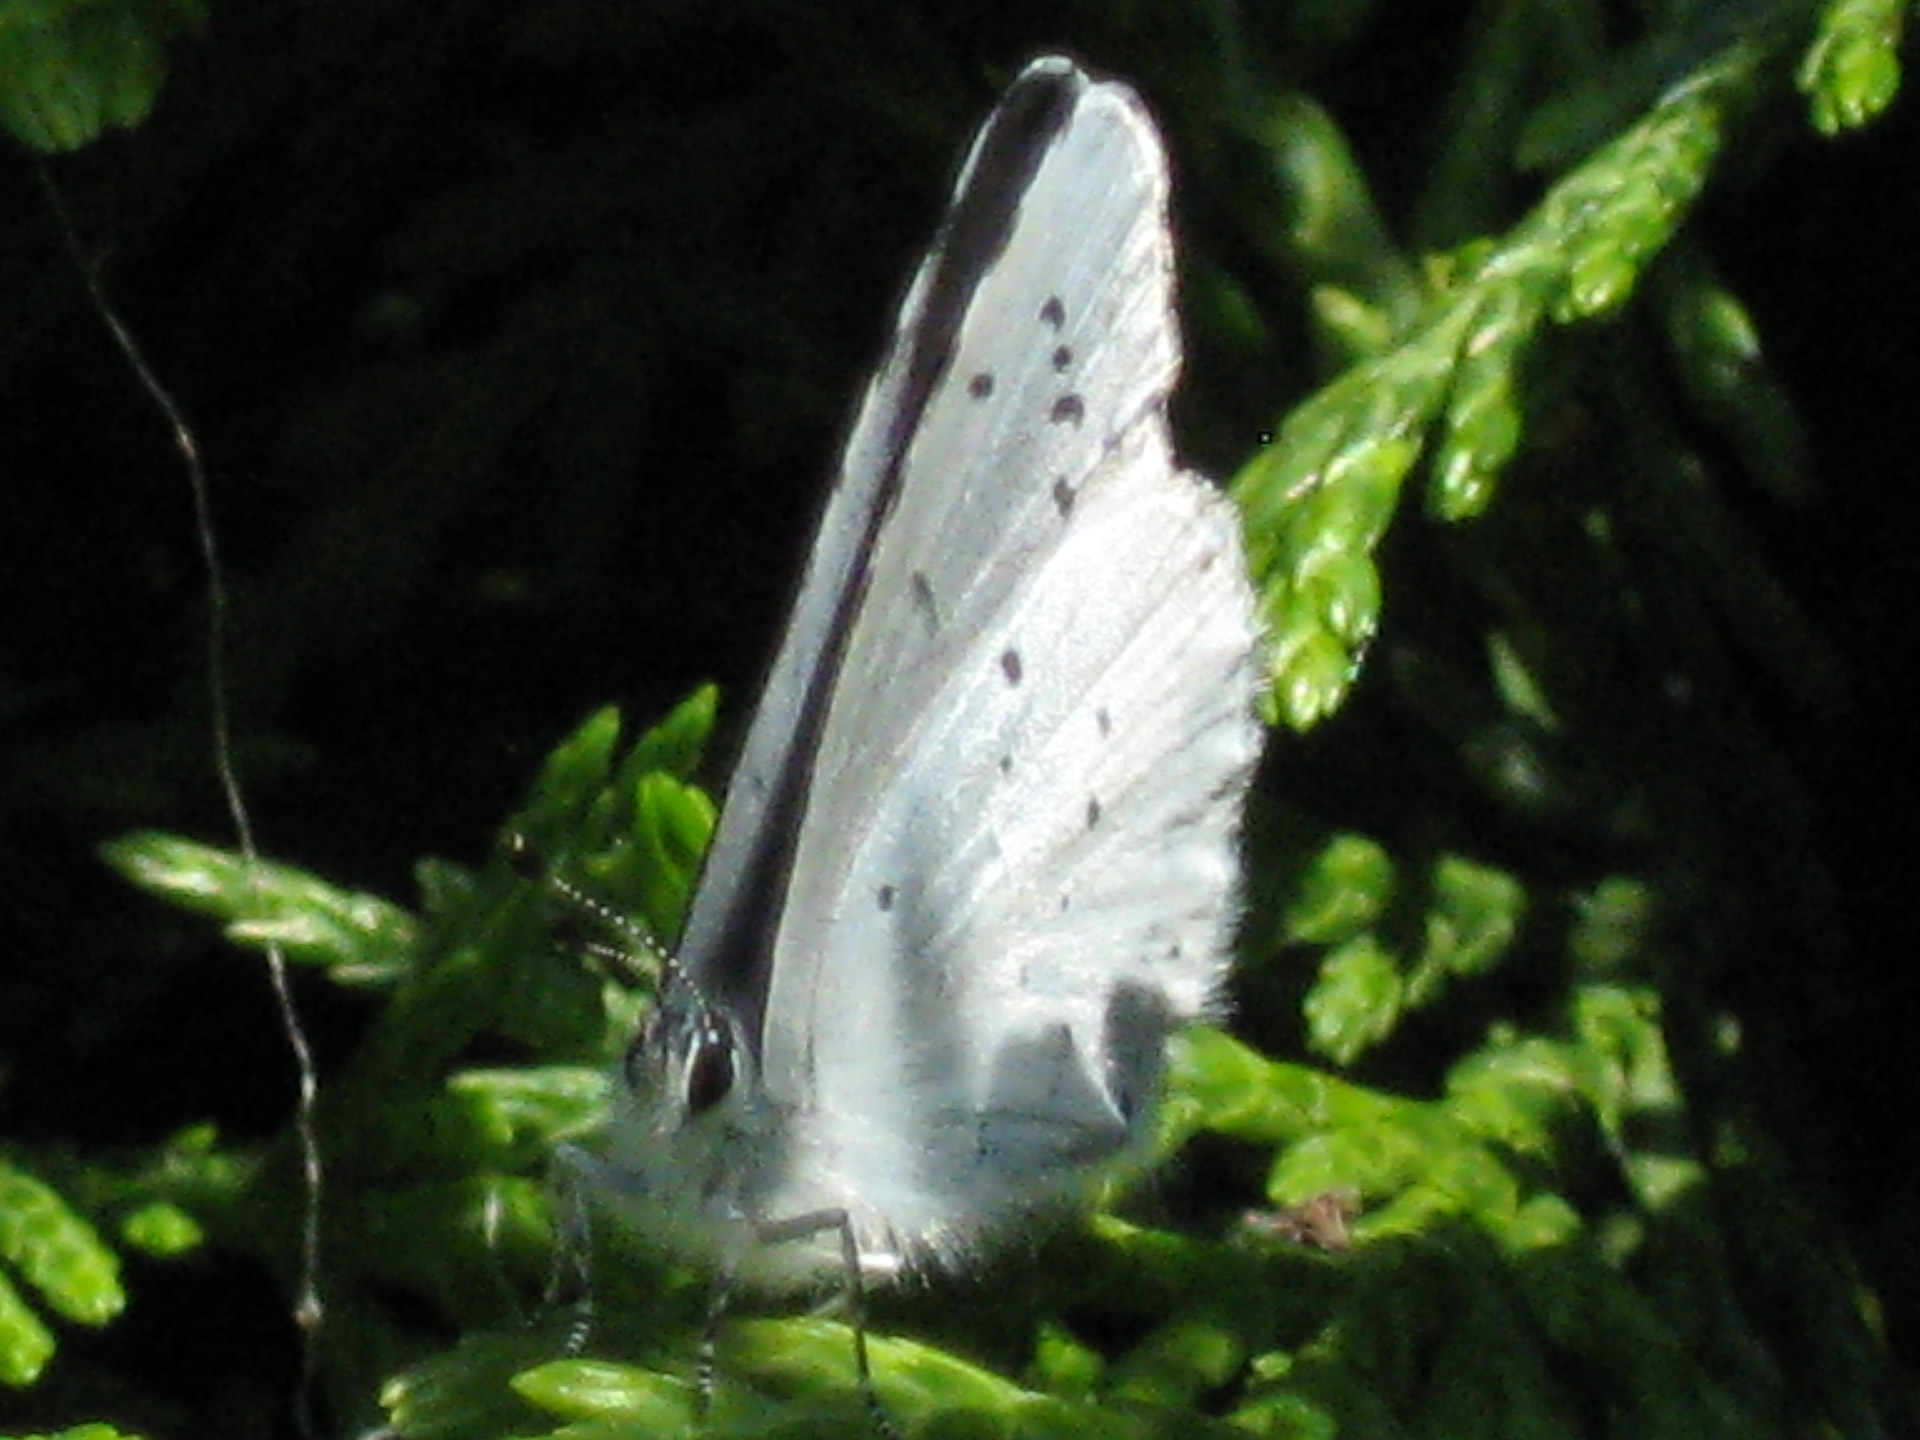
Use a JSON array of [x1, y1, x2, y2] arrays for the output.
[[1052, 477, 1076, 516], [1052, 344, 1074, 372], [1000, 648, 1024, 685], [1040, 295, 1066, 328], [968, 371, 995, 398], [911, 570, 939, 630], [1207, 771, 1246, 803], [1050, 394, 1085, 425]]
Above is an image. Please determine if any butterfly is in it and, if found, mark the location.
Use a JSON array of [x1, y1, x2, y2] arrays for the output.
[[590, 50, 1261, 1325]]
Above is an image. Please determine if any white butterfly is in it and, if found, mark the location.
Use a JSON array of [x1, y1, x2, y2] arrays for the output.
[[595, 54, 1262, 1296]]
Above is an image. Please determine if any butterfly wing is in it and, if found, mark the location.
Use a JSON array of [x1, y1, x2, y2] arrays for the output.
[[665, 68, 1103, 1036], [756, 58, 1263, 1268]]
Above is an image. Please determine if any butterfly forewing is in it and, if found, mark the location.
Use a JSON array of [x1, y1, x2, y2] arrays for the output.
[[654, 88, 1069, 1029], [803, 63, 1182, 789]]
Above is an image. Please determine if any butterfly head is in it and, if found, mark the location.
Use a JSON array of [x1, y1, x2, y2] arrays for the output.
[[622, 981, 760, 1146]]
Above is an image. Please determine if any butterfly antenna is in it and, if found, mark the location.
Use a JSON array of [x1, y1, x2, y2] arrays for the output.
[[37, 163, 327, 1439], [505, 831, 671, 990]]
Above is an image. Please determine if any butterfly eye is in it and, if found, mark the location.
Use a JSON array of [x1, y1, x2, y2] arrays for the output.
[[684, 1024, 737, 1118]]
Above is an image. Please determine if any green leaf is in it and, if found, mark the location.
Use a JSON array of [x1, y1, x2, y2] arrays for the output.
[[1798, 0, 1906, 133], [1304, 935, 1402, 1064], [1278, 833, 1395, 946], [0, 0, 204, 151], [0, 1162, 123, 1330], [102, 833, 418, 987], [0, 1267, 56, 1389]]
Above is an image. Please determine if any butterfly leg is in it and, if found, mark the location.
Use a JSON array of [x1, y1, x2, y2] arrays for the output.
[[546, 1142, 600, 1354], [693, 1256, 736, 1420], [753, 1208, 901, 1440]]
